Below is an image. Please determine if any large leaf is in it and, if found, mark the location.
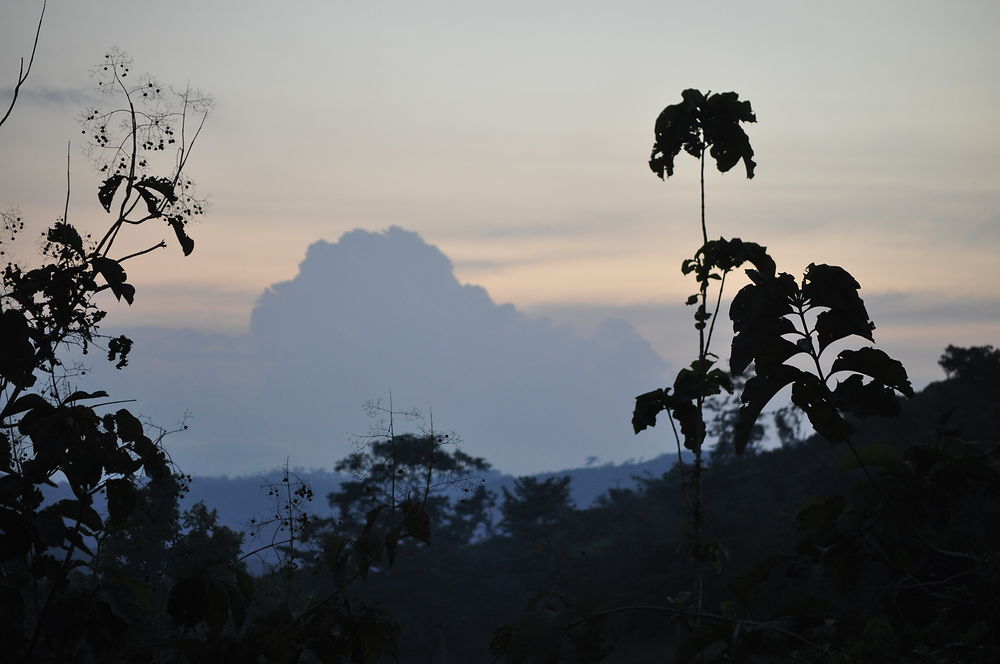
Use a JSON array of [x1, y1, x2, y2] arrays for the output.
[[801, 264, 874, 351], [167, 215, 195, 256], [701, 91, 757, 178], [48, 498, 104, 533], [831, 347, 913, 398], [649, 89, 703, 179], [0, 310, 37, 390], [632, 388, 669, 434], [114, 409, 144, 443], [791, 376, 851, 443], [134, 176, 177, 202], [832, 374, 900, 419], [0, 392, 49, 421], [735, 364, 806, 453], [98, 175, 125, 212], [92, 256, 135, 304]]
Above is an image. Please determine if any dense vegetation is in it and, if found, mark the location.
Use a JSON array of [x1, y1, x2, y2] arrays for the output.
[[2, 8, 998, 663]]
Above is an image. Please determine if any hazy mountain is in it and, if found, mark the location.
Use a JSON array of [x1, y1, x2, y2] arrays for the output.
[[80, 227, 671, 476]]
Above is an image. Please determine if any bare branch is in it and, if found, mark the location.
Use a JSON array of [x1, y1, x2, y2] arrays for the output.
[[0, 0, 46, 129]]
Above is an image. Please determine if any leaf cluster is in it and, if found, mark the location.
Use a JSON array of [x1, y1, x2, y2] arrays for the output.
[[649, 89, 757, 180]]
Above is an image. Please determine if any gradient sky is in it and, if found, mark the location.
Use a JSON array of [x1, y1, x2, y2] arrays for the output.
[[2, 0, 999, 390]]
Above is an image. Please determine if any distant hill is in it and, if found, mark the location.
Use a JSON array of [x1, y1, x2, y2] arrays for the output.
[[182, 452, 693, 549]]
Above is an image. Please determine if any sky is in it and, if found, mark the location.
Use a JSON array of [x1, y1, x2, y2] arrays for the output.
[[1, 1, 998, 473]]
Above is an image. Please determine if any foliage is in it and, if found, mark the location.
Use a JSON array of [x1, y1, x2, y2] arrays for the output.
[[0, 31, 210, 659], [939, 344, 1000, 385], [500, 475, 575, 540], [489, 88, 1000, 664]]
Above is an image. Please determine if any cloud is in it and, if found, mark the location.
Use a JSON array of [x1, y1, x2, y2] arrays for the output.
[[0, 86, 96, 109], [81, 227, 670, 476]]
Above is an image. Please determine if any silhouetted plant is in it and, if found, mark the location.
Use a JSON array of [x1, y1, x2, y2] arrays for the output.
[[0, 24, 212, 659], [488, 88, 1000, 664]]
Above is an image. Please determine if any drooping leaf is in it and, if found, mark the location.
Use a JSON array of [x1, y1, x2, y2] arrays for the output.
[[92, 256, 135, 304], [0, 433, 10, 474], [167, 216, 195, 255], [735, 364, 806, 453], [673, 398, 705, 452], [135, 186, 162, 217], [0, 509, 31, 561], [48, 498, 103, 533], [701, 91, 757, 178], [0, 393, 49, 421], [134, 176, 177, 202], [791, 376, 851, 443], [98, 175, 125, 212], [632, 388, 669, 434], [832, 373, 900, 419], [649, 88, 703, 179], [0, 310, 37, 390], [831, 347, 913, 398]]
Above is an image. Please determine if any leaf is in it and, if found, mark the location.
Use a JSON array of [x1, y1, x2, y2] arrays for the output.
[[114, 409, 144, 443], [61, 390, 109, 405], [135, 186, 162, 217], [735, 365, 806, 453], [701, 91, 758, 178], [791, 376, 851, 443], [649, 88, 704, 179], [167, 216, 194, 256], [134, 176, 177, 201], [106, 478, 138, 524], [832, 373, 900, 419], [92, 256, 135, 304], [98, 175, 125, 212], [0, 433, 10, 474], [0, 509, 31, 561], [672, 398, 705, 452], [46, 222, 84, 256], [801, 264, 874, 351], [632, 388, 669, 434], [0, 393, 49, 421], [831, 347, 913, 398], [0, 309, 37, 390], [48, 498, 103, 533]]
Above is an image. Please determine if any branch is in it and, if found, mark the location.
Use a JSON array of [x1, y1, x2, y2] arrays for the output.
[[117, 241, 166, 262], [0, 0, 45, 129]]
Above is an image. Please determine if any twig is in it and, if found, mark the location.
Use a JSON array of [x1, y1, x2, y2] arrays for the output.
[[0, 0, 46, 128], [118, 241, 166, 262]]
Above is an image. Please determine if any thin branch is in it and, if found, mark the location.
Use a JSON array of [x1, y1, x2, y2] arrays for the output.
[[703, 269, 728, 354], [117, 241, 166, 263], [62, 142, 71, 223], [0, 0, 46, 128]]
